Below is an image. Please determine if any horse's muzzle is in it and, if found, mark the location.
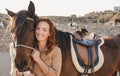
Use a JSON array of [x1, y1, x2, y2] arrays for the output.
[[15, 59, 29, 72]]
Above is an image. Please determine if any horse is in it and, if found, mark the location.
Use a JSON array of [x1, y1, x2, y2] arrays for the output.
[[7, 1, 39, 76], [7, 1, 120, 76]]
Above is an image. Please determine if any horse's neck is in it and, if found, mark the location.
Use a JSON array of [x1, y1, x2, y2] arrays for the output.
[[56, 30, 71, 50]]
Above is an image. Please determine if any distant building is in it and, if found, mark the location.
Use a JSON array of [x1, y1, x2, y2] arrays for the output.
[[114, 6, 120, 12]]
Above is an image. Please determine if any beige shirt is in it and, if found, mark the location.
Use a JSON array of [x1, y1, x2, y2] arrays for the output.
[[34, 46, 62, 76]]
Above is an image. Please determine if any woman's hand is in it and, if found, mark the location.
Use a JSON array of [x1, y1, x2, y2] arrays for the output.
[[16, 70, 22, 76], [29, 73, 34, 76], [16, 70, 34, 76], [31, 50, 41, 63]]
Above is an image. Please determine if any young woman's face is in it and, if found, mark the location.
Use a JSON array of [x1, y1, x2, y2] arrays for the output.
[[35, 21, 50, 42]]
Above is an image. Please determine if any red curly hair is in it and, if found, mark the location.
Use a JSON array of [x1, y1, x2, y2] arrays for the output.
[[35, 17, 56, 54]]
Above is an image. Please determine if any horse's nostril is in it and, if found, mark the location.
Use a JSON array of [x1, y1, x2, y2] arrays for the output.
[[15, 62, 19, 68], [14, 59, 28, 70], [21, 59, 28, 67]]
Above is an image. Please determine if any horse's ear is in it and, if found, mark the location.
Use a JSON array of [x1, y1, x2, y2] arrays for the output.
[[28, 1, 35, 17], [6, 9, 15, 17]]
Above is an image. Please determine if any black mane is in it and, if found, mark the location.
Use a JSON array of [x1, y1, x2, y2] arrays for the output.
[[55, 29, 71, 63]]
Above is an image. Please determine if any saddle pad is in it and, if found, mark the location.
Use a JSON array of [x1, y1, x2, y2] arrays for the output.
[[70, 35, 104, 73]]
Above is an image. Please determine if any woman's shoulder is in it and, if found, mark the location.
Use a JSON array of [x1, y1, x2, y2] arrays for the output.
[[53, 46, 61, 51], [50, 46, 61, 55]]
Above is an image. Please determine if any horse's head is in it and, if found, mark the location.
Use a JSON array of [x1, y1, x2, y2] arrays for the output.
[[6, 1, 38, 72]]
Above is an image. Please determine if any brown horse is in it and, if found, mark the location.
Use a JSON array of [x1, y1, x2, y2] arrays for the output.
[[56, 30, 120, 76], [7, 1, 39, 73], [7, 1, 120, 76]]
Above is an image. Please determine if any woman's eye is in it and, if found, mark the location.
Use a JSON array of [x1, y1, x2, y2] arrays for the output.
[[43, 29, 47, 31]]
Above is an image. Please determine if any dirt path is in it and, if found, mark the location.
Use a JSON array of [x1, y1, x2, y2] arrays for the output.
[[0, 51, 10, 76]]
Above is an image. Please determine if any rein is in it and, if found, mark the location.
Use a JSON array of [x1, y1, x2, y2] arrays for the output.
[[15, 44, 36, 51], [11, 32, 36, 51]]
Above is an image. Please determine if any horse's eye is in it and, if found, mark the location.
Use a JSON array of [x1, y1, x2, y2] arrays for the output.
[[30, 28, 34, 32]]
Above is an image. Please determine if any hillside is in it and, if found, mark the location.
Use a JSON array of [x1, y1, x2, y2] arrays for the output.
[[0, 11, 120, 52]]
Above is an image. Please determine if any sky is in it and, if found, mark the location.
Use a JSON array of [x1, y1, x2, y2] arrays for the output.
[[0, 0, 120, 16]]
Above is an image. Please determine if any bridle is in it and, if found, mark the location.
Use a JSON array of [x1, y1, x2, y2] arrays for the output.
[[13, 44, 36, 75], [15, 44, 36, 50], [11, 17, 36, 51]]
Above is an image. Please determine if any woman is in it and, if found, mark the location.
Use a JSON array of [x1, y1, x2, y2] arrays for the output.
[[32, 17, 62, 76], [17, 18, 62, 76]]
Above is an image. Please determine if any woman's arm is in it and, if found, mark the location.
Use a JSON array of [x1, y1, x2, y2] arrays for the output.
[[16, 70, 34, 76], [16, 70, 22, 76], [46, 47, 62, 76], [31, 47, 62, 76]]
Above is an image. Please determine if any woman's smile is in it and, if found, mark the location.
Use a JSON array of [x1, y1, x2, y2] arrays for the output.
[[35, 21, 50, 42]]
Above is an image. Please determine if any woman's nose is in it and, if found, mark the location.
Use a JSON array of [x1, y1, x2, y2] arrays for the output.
[[38, 30, 42, 34]]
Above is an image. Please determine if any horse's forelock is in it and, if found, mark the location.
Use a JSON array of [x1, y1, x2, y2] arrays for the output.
[[8, 11, 26, 32], [12, 10, 35, 35]]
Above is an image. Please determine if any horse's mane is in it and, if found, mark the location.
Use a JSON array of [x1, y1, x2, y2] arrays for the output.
[[9, 10, 38, 37], [55, 28, 71, 52], [8, 10, 27, 33]]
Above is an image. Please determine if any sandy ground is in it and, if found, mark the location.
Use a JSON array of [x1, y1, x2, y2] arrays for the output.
[[0, 51, 10, 76]]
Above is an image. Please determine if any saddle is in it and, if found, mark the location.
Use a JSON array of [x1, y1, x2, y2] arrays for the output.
[[72, 32, 102, 68]]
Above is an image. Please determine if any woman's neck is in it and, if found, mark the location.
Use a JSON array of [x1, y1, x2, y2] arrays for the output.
[[38, 41, 47, 51]]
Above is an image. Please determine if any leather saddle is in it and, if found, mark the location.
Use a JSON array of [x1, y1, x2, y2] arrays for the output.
[[72, 32, 102, 68]]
